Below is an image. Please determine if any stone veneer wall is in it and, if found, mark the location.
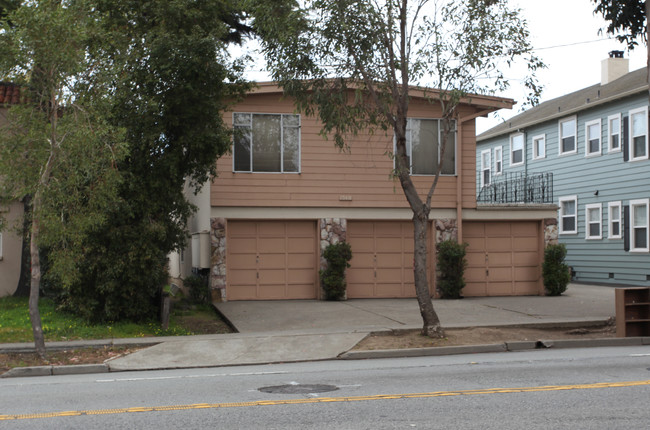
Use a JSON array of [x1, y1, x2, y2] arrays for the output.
[[210, 217, 227, 302], [434, 218, 457, 243], [544, 218, 559, 246], [319, 218, 347, 299]]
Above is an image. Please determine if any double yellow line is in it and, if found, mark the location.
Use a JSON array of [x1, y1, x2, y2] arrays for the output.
[[2, 380, 650, 421]]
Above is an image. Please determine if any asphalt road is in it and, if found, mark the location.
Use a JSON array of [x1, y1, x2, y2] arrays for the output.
[[2, 346, 650, 429]]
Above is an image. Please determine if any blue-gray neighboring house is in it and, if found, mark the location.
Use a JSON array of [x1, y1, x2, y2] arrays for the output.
[[476, 52, 650, 287]]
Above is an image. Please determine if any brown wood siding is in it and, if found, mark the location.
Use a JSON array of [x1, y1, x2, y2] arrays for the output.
[[211, 94, 481, 209]]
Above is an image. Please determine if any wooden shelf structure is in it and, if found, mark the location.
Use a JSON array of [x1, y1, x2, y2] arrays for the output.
[[615, 287, 650, 337]]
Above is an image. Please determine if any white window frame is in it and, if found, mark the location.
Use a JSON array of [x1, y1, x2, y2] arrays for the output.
[[608, 201, 622, 239], [608, 113, 621, 153], [585, 119, 602, 157], [559, 195, 578, 235], [509, 133, 524, 167], [558, 116, 577, 156], [480, 149, 491, 187], [630, 199, 650, 252], [494, 146, 503, 176], [397, 118, 457, 176], [232, 112, 301, 174], [532, 134, 545, 160], [629, 106, 649, 161], [585, 203, 602, 240]]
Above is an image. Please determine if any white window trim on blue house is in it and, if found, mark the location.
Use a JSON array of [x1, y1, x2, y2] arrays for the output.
[[585, 203, 602, 240], [559, 195, 578, 235], [607, 113, 621, 153], [480, 149, 491, 187], [558, 116, 577, 156], [608, 201, 622, 239], [532, 134, 545, 160], [628, 106, 649, 162], [509, 133, 524, 167], [585, 119, 602, 157], [630, 198, 650, 253], [494, 146, 503, 176]]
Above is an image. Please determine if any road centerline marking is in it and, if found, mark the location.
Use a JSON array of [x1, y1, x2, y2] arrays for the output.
[[2, 379, 649, 421]]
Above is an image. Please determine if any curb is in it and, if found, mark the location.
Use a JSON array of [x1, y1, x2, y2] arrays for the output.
[[339, 337, 650, 360], [2, 364, 109, 378]]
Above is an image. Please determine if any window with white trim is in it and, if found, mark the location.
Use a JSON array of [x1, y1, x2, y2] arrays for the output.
[[629, 107, 648, 161], [494, 146, 503, 175], [608, 114, 621, 152], [608, 201, 622, 239], [480, 149, 491, 187], [233, 113, 300, 173], [559, 195, 578, 234], [559, 116, 577, 155], [585, 119, 601, 157], [510, 133, 524, 166], [400, 118, 456, 175], [630, 199, 649, 252], [585, 203, 602, 239], [532, 134, 545, 159]]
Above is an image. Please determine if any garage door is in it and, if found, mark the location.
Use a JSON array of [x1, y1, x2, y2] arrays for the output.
[[347, 221, 431, 298], [227, 221, 317, 300], [464, 221, 541, 296]]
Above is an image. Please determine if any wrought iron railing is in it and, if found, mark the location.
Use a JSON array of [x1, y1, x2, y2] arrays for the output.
[[477, 172, 553, 204]]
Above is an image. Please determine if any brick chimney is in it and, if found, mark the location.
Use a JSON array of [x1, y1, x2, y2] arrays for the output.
[[601, 50, 629, 85]]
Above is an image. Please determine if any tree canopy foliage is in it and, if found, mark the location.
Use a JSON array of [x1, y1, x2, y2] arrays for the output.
[[1, 0, 254, 324], [592, 0, 647, 49]]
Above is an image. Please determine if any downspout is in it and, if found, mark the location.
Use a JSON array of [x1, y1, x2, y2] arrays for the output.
[[456, 108, 496, 243]]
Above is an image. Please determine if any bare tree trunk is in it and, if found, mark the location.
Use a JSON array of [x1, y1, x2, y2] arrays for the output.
[[29, 204, 46, 359], [413, 211, 443, 337]]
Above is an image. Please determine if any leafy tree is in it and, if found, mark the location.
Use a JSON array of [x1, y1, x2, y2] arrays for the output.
[[53, 0, 253, 322], [0, 0, 126, 357], [251, 0, 542, 337]]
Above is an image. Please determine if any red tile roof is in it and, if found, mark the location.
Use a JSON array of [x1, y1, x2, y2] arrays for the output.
[[0, 83, 24, 105]]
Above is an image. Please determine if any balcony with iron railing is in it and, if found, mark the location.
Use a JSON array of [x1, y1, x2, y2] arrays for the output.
[[477, 172, 554, 205]]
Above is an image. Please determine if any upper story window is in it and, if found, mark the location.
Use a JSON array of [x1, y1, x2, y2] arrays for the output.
[[585, 203, 602, 240], [233, 113, 300, 173], [532, 134, 545, 160], [630, 199, 649, 252], [559, 195, 578, 235], [509, 133, 524, 166], [494, 146, 503, 175], [480, 149, 491, 187], [629, 106, 648, 161], [608, 201, 622, 239], [608, 114, 621, 153], [585, 119, 601, 157], [558, 116, 577, 155], [403, 118, 456, 175]]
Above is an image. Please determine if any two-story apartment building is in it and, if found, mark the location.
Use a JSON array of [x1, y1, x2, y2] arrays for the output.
[[172, 83, 557, 301], [0, 83, 25, 297], [477, 52, 650, 287]]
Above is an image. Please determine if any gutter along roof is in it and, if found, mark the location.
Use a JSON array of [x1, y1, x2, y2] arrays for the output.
[[477, 67, 648, 142]]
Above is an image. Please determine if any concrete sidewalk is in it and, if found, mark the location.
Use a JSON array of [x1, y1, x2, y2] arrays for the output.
[[2, 284, 635, 377]]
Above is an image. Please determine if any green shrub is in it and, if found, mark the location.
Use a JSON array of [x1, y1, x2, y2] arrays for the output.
[[184, 274, 211, 305], [320, 242, 352, 301], [436, 240, 468, 299], [542, 243, 570, 296]]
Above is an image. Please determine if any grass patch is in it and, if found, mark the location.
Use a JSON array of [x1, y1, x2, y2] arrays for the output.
[[0, 296, 230, 343]]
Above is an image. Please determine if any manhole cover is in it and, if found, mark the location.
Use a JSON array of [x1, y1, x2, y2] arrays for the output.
[[259, 384, 339, 394]]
